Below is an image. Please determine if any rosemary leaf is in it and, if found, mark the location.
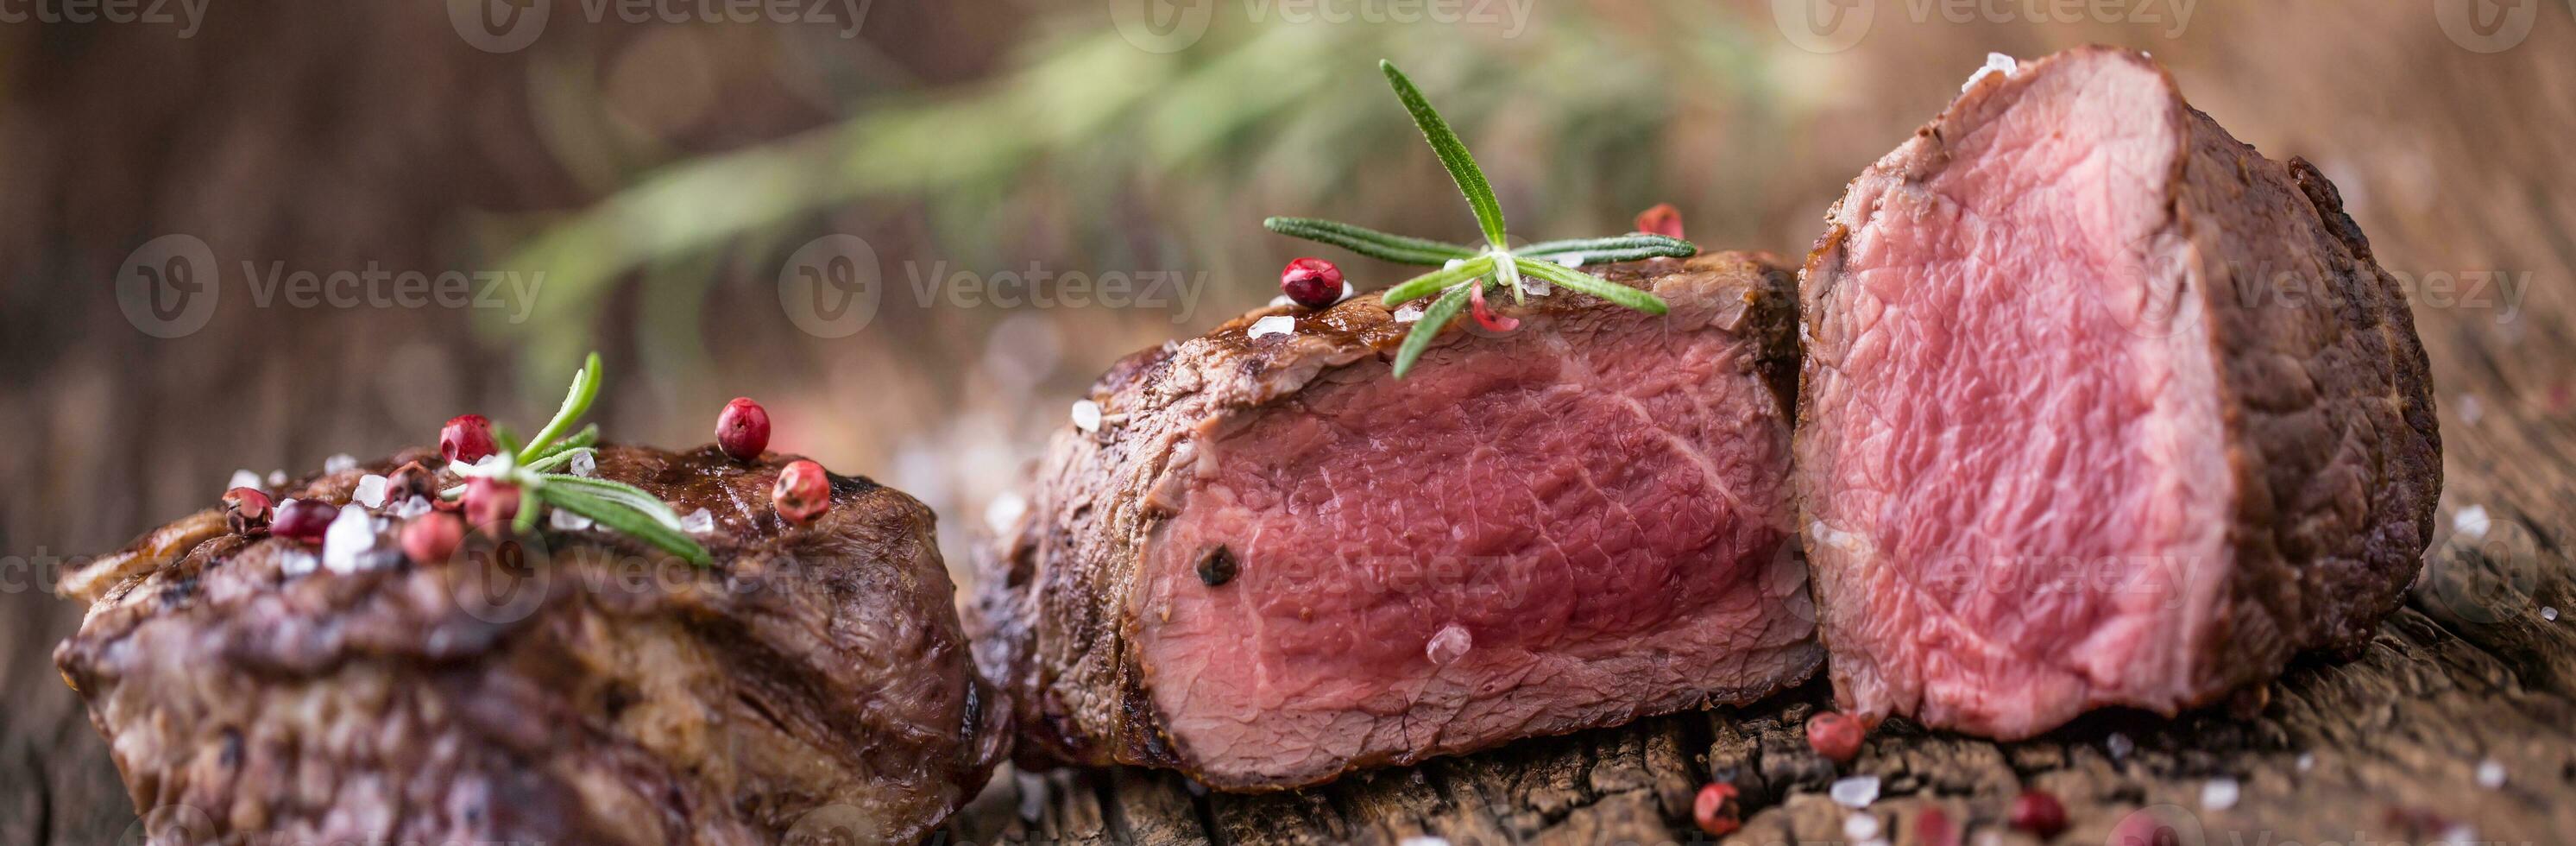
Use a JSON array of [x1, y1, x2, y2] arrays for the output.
[[1392, 282, 1475, 378], [1381, 254, 1496, 306], [540, 485, 712, 567], [1380, 60, 1507, 251], [527, 424, 600, 464], [1263, 218, 1477, 266], [1515, 234, 1698, 264], [536, 474, 687, 529], [520, 351, 603, 463], [513, 496, 543, 534], [1513, 257, 1669, 315], [523, 445, 595, 475]]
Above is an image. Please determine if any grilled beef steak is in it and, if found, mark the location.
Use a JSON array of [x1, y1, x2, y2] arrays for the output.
[[1797, 47, 2441, 739], [56, 445, 1001, 845], [974, 251, 1820, 791]]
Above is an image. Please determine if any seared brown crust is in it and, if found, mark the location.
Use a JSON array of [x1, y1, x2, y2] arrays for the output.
[[56, 445, 1002, 845], [970, 251, 1803, 783], [1797, 46, 2441, 729]]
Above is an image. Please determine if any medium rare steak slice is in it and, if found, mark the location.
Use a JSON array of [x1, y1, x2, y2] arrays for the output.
[[1797, 47, 2441, 739], [56, 445, 1001, 844], [973, 251, 1819, 791]]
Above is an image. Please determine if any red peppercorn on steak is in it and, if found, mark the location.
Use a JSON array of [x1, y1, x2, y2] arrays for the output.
[[56, 445, 1002, 844], [973, 251, 1821, 791], [1797, 47, 2441, 739]]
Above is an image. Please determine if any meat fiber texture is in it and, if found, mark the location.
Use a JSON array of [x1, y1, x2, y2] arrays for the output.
[[1797, 47, 2441, 739], [973, 251, 1821, 791], [55, 445, 1002, 845]]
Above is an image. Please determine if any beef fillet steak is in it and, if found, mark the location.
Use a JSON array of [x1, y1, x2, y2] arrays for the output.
[[56, 445, 1001, 844], [974, 251, 1820, 790], [1798, 47, 2441, 739]]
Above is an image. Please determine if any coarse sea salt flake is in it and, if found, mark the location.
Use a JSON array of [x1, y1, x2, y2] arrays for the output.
[[1963, 52, 2019, 92], [1397, 837, 1451, 846], [2107, 733, 2135, 760], [1426, 623, 1472, 665], [1269, 294, 1297, 307], [2201, 777, 2239, 810], [322, 505, 377, 573], [2296, 752, 2315, 772], [1829, 775, 1879, 808], [268, 470, 288, 486], [355, 475, 389, 508], [1844, 812, 1881, 841], [2476, 759, 2506, 788], [986, 493, 1028, 535], [229, 469, 263, 491], [2544, 606, 2560, 622], [324, 453, 358, 473], [2454, 505, 2491, 539], [681, 508, 716, 535], [1071, 400, 1104, 432], [279, 548, 318, 577], [1394, 303, 1426, 324], [1249, 314, 1296, 339], [551, 509, 594, 531], [392, 496, 434, 519], [570, 451, 597, 477]]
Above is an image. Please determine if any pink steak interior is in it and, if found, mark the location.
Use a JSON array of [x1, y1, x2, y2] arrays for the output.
[[1803, 54, 2231, 737], [1132, 308, 1812, 787]]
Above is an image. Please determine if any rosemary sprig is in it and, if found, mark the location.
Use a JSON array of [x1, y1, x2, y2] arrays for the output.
[[1263, 60, 1699, 376], [445, 353, 713, 567]]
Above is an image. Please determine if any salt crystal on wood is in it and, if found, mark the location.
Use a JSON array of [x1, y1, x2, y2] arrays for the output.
[[2454, 505, 2491, 539], [2201, 777, 2239, 810], [355, 475, 389, 508], [1830, 774, 1880, 807]]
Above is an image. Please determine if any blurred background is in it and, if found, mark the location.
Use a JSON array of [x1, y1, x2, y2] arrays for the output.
[[3, 0, 2573, 837]]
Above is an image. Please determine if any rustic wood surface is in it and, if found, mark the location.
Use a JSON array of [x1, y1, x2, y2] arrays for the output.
[[8, 4, 2576, 845]]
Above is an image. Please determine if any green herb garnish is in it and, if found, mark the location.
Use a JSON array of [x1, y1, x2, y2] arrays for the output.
[[1264, 60, 1697, 377], [443, 353, 712, 566]]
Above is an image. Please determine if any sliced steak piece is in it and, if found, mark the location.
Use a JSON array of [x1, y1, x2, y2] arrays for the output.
[[56, 445, 1001, 845], [973, 251, 1819, 791], [1797, 47, 2441, 739]]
